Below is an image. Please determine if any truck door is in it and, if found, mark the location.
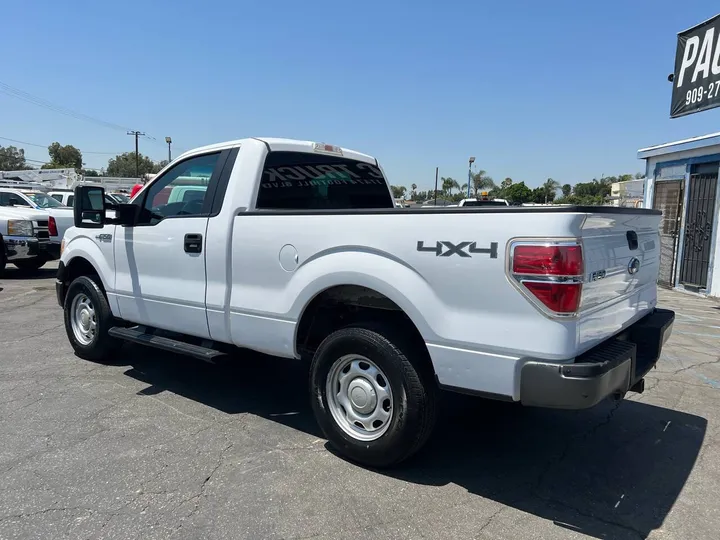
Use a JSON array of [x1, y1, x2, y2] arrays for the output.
[[113, 150, 231, 339]]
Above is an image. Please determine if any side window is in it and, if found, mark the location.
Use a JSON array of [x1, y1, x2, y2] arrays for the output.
[[51, 194, 63, 202], [256, 151, 393, 210], [0, 192, 30, 206], [68, 195, 75, 207], [138, 153, 221, 225]]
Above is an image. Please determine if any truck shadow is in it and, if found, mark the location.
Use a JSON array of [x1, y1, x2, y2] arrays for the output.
[[121, 346, 705, 540], [384, 393, 706, 539], [0, 267, 57, 280]]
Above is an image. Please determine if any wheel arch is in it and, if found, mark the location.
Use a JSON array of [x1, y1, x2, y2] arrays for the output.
[[294, 280, 436, 379]]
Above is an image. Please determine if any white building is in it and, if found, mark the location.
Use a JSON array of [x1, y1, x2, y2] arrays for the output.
[[610, 179, 645, 207], [639, 132, 720, 296]]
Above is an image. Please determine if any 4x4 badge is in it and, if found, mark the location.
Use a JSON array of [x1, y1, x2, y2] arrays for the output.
[[417, 241, 498, 258]]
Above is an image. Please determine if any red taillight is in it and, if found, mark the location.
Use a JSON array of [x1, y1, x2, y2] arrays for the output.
[[512, 245, 583, 276], [522, 282, 582, 313], [509, 242, 584, 316], [48, 216, 58, 236]]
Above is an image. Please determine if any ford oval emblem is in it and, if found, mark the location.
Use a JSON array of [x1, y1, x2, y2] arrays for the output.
[[628, 257, 641, 275]]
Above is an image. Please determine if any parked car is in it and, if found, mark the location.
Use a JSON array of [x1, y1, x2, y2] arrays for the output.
[[57, 137, 674, 467], [0, 188, 71, 263], [49, 190, 130, 207], [0, 205, 52, 273]]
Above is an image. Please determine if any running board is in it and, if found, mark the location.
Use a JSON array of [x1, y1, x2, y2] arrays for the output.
[[108, 326, 227, 363]]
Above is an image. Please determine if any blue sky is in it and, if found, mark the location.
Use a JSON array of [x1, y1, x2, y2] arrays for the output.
[[3, 0, 720, 190]]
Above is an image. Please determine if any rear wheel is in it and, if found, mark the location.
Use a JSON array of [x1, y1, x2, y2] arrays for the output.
[[64, 276, 118, 361], [310, 326, 436, 468], [0, 242, 6, 275]]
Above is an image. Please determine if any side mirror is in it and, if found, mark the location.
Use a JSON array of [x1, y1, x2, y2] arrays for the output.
[[74, 186, 106, 228], [8, 197, 20, 206], [113, 203, 140, 226]]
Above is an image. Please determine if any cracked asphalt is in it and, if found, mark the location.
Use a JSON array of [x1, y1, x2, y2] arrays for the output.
[[2, 262, 720, 539]]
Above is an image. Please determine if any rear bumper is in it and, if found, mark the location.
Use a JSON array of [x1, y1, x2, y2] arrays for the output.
[[520, 308, 675, 409], [45, 242, 61, 260]]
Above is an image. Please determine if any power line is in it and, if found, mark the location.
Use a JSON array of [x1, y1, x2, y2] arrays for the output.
[[0, 80, 136, 133], [0, 136, 124, 155]]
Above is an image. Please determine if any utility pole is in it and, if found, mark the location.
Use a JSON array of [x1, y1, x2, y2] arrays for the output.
[[468, 156, 475, 198], [434, 167, 439, 206], [127, 130, 145, 178], [165, 136, 172, 163]]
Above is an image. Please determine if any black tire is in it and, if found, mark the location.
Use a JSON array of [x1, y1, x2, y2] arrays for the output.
[[0, 242, 6, 275], [13, 258, 46, 272], [63, 275, 118, 362], [310, 326, 437, 468]]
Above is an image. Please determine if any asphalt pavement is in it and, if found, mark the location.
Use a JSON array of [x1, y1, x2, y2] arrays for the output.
[[1, 261, 720, 539]]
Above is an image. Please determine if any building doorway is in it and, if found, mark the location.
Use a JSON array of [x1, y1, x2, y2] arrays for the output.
[[679, 164, 719, 289], [654, 180, 684, 287]]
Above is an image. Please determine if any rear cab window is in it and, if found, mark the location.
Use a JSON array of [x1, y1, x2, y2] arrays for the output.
[[256, 151, 393, 210]]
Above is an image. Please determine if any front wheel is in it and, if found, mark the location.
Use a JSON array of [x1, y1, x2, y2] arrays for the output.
[[310, 326, 437, 468], [63, 276, 118, 362]]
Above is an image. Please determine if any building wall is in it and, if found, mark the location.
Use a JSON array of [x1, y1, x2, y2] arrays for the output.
[[642, 143, 720, 296]]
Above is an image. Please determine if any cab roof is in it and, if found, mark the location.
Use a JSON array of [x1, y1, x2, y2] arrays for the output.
[[175, 137, 378, 165]]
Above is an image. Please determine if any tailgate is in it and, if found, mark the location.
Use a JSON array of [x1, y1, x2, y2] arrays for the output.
[[577, 211, 661, 348]]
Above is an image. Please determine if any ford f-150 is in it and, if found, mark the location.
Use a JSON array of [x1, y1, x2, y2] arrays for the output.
[[55, 137, 675, 467]]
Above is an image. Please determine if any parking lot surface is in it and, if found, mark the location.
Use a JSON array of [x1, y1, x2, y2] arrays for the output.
[[1, 262, 720, 539]]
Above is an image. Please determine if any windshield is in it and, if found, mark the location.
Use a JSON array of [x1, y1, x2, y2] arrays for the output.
[[23, 192, 66, 208]]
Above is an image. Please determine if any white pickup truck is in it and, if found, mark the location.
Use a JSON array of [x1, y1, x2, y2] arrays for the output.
[[0, 188, 74, 265], [0, 206, 53, 273], [56, 137, 675, 467]]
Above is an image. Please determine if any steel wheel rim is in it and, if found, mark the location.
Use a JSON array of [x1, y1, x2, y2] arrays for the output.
[[70, 293, 97, 346], [326, 354, 394, 442]]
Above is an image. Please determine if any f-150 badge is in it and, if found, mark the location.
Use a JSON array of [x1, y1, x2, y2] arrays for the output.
[[417, 241, 498, 258]]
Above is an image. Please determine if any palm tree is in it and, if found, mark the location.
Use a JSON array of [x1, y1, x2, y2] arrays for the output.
[[441, 177, 460, 196], [411, 183, 417, 199], [543, 178, 560, 203], [471, 170, 495, 196]]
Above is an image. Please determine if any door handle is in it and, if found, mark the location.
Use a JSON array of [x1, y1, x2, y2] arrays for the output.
[[184, 233, 202, 253], [626, 230, 638, 250]]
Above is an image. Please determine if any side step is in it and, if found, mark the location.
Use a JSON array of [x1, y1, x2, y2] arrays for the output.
[[108, 326, 227, 363]]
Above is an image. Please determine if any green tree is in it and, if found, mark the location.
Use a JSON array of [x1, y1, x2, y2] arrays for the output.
[[411, 183, 417, 198], [107, 152, 160, 178], [561, 183, 572, 197], [441, 177, 459, 195], [154, 160, 169, 173], [0, 145, 32, 170], [635, 172, 645, 179], [390, 185, 407, 199], [42, 142, 82, 169], [500, 177, 513, 190], [504, 181, 533, 203], [531, 187, 546, 203], [81, 169, 100, 177], [542, 178, 560, 203], [573, 178, 612, 201], [470, 170, 495, 196]]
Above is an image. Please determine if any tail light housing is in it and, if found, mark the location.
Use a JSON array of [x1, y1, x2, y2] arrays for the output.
[[508, 241, 584, 316], [48, 216, 58, 237]]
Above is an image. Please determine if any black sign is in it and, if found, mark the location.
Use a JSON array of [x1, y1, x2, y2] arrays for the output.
[[671, 14, 720, 118]]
